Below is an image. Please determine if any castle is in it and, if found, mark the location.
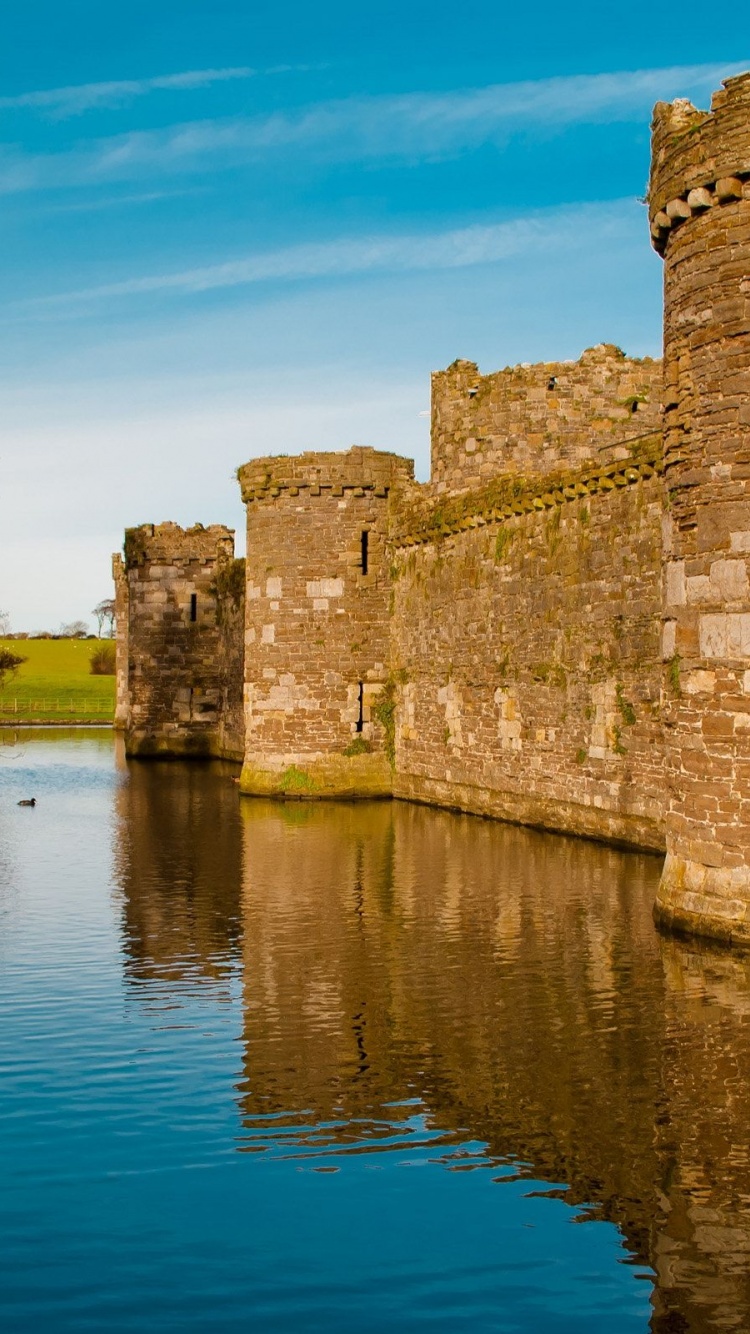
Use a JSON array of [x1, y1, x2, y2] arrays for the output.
[[113, 73, 750, 947]]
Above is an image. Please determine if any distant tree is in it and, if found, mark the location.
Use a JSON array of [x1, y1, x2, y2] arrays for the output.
[[59, 620, 89, 639], [0, 609, 10, 636], [0, 647, 26, 688], [92, 598, 116, 638]]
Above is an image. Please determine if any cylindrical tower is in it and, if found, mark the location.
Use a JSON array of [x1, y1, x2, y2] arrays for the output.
[[237, 446, 413, 797], [650, 73, 750, 943], [119, 521, 236, 757]]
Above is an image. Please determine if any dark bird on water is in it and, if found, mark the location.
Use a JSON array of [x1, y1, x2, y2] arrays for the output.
[[17, 798, 36, 807]]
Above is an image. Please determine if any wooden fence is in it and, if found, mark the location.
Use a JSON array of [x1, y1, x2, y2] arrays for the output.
[[0, 699, 114, 716]]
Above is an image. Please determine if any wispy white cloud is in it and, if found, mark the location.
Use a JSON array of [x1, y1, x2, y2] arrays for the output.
[[41, 187, 208, 214], [0, 60, 745, 193], [0, 64, 317, 119], [21, 200, 637, 307]]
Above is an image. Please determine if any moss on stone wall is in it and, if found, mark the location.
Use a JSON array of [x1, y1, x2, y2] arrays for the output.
[[214, 557, 246, 609], [390, 467, 665, 847], [373, 679, 397, 765], [123, 527, 152, 569], [392, 436, 662, 549], [239, 753, 392, 799]]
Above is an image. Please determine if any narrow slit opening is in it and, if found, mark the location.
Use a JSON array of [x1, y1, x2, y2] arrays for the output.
[[361, 530, 369, 575], [355, 682, 364, 733], [190, 593, 197, 622]]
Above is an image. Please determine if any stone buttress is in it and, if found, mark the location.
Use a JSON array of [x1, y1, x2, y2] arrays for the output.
[[237, 447, 413, 797], [650, 73, 750, 943], [119, 522, 240, 757]]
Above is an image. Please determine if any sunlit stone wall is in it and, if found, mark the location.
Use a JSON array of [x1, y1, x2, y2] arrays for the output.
[[236, 447, 412, 798], [650, 73, 750, 943], [119, 521, 240, 757], [389, 446, 667, 850], [431, 344, 662, 496]]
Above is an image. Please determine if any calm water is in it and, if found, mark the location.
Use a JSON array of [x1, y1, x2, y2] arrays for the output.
[[1, 732, 749, 1333]]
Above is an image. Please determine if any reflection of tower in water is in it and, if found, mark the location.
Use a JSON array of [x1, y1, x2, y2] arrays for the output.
[[653, 940, 750, 1332], [113, 772, 750, 1331], [237, 799, 750, 1333], [115, 758, 243, 989], [238, 800, 401, 1121]]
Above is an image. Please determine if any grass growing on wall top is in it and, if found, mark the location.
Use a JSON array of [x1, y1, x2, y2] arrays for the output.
[[0, 639, 115, 722]]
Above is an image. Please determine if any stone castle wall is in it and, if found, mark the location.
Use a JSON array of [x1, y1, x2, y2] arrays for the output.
[[236, 447, 413, 797], [390, 439, 666, 849], [431, 344, 662, 496]]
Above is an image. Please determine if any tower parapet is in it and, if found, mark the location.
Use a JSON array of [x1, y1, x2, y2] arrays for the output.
[[650, 73, 750, 943], [237, 446, 414, 798], [649, 75, 750, 254], [119, 522, 238, 757]]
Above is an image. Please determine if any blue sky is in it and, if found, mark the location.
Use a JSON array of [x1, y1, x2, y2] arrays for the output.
[[1, 1, 747, 630]]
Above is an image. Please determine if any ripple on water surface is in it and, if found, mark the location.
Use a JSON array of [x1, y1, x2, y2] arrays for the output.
[[1, 730, 749, 1332]]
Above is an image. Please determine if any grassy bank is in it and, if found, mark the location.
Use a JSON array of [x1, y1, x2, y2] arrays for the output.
[[0, 639, 115, 724]]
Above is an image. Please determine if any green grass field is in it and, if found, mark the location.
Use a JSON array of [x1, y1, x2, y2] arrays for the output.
[[0, 639, 115, 723]]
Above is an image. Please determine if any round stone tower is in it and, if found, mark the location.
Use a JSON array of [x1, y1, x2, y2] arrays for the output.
[[650, 73, 750, 943], [119, 521, 236, 757], [237, 446, 413, 798]]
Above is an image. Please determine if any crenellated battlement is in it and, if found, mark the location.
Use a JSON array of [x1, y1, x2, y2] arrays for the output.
[[123, 521, 234, 569], [649, 73, 750, 254], [238, 446, 413, 504]]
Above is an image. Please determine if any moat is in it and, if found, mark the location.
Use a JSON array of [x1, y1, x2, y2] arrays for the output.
[[1, 730, 749, 1332]]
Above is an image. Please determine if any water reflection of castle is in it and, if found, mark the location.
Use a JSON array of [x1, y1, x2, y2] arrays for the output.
[[116, 764, 750, 1332]]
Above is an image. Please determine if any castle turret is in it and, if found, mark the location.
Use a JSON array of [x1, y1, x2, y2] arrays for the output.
[[118, 522, 239, 757], [650, 74, 750, 943], [237, 447, 413, 797]]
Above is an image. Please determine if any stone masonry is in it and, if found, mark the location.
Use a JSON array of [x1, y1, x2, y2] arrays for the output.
[[114, 73, 750, 945], [431, 344, 662, 495], [119, 522, 241, 757], [237, 447, 413, 797], [389, 444, 664, 852], [650, 73, 750, 943]]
